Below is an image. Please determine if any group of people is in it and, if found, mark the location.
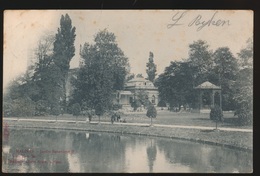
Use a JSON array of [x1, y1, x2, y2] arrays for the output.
[[111, 112, 121, 124]]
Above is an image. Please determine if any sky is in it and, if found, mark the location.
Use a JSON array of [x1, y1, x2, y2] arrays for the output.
[[3, 10, 253, 90]]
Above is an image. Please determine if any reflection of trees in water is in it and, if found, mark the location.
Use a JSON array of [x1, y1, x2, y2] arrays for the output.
[[6, 129, 70, 172], [74, 133, 127, 172], [6, 129, 128, 173], [4, 129, 252, 173], [146, 139, 157, 173], [157, 139, 252, 173], [157, 139, 206, 172], [207, 147, 252, 173]]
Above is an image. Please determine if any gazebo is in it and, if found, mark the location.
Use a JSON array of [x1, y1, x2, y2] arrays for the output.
[[194, 81, 222, 113]]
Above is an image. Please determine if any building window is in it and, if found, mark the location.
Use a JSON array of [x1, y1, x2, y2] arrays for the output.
[[152, 95, 155, 104]]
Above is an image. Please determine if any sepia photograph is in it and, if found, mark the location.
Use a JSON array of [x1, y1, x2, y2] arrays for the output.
[[3, 10, 253, 173]]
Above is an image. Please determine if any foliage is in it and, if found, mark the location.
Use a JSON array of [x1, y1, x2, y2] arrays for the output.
[[131, 99, 142, 111], [146, 105, 157, 118], [187, 40, 214, 84], [3, 14, 76, 117], [126, 73, 135, 82], [210, 105, 223, 122], [213, 47, 239, 110], [86, 109, 95, 118], [157, 100, 167, 107], [71, 103, 81, 116], [52, 13, 76, 111], [110, 111, 121, 123], [237, 37, 253, 69], [3, 102, 13, 117], [33, 61, 64, 113], [237, 108, 253, 126], [132, 90, 152, 109], [156, 61, 196, 109], [136, 74, 144, 78], [34, 33, 55, 62], [156, 40, 242, 111], [72, 29, 129, 116], [11, 96, 36, 117], [53, 14, 76, 73], [112, 104, 122, 111], [234, 68, 253, 111], [51, 104, 61, 116], [95, 103, 106, 117], [35, 100, 50, 116], [146, 52, 157, 82], [233, 39, 253, 126]]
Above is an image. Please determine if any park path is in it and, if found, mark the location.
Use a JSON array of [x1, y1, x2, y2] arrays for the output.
[[3, 118, 253, 133]]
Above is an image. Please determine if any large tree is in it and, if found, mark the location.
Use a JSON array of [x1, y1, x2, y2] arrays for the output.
[[146, 52, 157, 82], [213, 47, 239, 110], [156, 61, 196, 109], [52, 14, 76, 112], [73, 29, 129, 119], [233, 38, 253, 125], [187, 40, 214, 85], [237, 37, 253, 69], [3, 14, 76, 117]]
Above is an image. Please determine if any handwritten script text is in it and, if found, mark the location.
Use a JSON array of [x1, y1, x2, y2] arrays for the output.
[[167, 11, 230, 31]]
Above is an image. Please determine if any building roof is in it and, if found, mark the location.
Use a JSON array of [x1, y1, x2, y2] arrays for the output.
[[194, 81, 221, 89], [125, 77, 157, 90]]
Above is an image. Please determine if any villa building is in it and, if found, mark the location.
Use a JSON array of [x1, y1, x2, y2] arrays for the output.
[[113, 77, 159, 109]]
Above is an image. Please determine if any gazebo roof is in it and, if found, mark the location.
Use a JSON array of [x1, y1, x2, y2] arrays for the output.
[[194, 81, 221, 90]]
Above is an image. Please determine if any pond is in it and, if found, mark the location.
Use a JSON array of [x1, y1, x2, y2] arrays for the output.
[[2, 128, 252, 173]]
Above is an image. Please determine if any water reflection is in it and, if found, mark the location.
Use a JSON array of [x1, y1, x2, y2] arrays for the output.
[[2, 128, 252, 173], [146, 139, 157, 173]]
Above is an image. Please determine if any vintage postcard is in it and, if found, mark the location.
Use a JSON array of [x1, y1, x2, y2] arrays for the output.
[[3, 10, 253, 173]]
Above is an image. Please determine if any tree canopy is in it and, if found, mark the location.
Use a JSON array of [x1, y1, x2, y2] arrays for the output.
[[53, 13, 76, 111], [72, 29, 129, 116], [156, 61, 195, 108], [146, 52, 157, 82], [156, 40, 243, 111]]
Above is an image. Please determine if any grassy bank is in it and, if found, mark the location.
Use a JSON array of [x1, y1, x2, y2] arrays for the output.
[[5, 111, 252, 129], [4, 119, 253, 151]]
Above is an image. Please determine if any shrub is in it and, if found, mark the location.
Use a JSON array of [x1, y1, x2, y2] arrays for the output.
[[210, 105, 223, 122], [51, 104, 61, 116], [3, 102, 13, 117], [112, 104, 122, 111], [144, 99, 152, 109], [71, 103, 81, 116], [146, 105, 157, 118], [157, 100, 167, 107], [237, 108, 253, 126], [12, 96, 36, 117], [86, 109, 95, 121], [131, 100, 142, 111], [35, 100, 50, 116]]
